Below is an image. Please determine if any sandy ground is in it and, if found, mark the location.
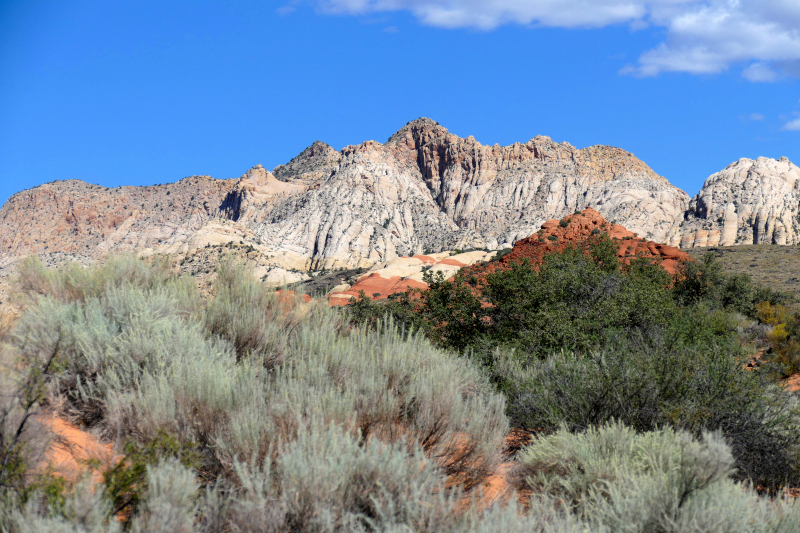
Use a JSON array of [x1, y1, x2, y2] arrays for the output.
[[38, 416, 118, 483]]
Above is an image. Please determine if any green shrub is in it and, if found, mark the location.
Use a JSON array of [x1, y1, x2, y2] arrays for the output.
[[102, 433, 202, 523], [351, 236, 677, 357], [229, 421, 463, 532], [491, 248, 513, 262], [477, 249, 674, 356], [673, 252, 793, 317], [9, 256, 507, 494], [346, 237, 800, 491], [514, 422, 800, 532], [496, 321, 800, 490]]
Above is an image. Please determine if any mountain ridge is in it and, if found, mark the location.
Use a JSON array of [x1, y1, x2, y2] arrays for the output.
[[0, 118, 794, 284]]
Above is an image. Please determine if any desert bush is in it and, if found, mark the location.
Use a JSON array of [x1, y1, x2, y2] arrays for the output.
[[226, 421, 464, 532], [674, 252, 793, 317], [516, 422, 734, 511], [757, 301, 794, 326], [7, 256, 507, 495], [10, 285, 233, 432], [514, 422, 800, 532], [15, 255, 187, 308], [7, 422, 570, 533], [203, 259, 343, 366], [497, 320, 800, 490], [130, 460, 198, 533], [217, 318, 508, 486], [3, 475, 121, 533]]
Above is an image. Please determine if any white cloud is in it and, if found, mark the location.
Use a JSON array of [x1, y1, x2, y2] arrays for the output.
[[301, 0, 800, 81], [782, 117, 800, 131], [742, 62, 778, 82], [312, 0, 649, 29], [747, 113, 765, 121]]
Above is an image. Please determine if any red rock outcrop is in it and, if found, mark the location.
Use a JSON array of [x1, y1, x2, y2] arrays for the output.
[[329, 209, 691, 306], [492, 207, 690, 275], [328, 251, 495, 305]]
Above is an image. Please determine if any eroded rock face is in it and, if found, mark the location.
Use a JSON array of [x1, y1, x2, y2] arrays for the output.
[[385, 119, 689, 247], [500, 207, 691, 276], [327, 250, 497, 305], [0, 176, 236, 262], [328, 208, 691, 306], [0, 118, 691, 278], [671, 157, 800, 247]]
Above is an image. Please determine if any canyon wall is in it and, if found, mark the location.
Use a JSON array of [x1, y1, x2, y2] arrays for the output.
[[1, 118, 795, 283]]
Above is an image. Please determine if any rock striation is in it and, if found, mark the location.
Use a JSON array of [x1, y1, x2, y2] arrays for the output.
[[327, 208, 691, 306], [0, 118, 688, 273], [670, 157, 800, 248], [7, 118, 784, 284], [385, 119, 689, 247]]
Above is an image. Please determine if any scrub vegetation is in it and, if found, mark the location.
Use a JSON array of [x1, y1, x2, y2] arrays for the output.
[[2, 237, 800, 531]]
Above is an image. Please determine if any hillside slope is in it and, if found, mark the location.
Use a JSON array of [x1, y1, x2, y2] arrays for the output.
[[0, 118, 689, 278]]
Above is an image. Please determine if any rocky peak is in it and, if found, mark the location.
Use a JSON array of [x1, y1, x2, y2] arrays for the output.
[[575, 145, 664, 182], [272, 140, 341, 185], [0, 118, 695, 283], [673, 156, 800, 247], [241, 164, 269, 182], [380, 118, 686, 245], [386, 117, 451, 148]]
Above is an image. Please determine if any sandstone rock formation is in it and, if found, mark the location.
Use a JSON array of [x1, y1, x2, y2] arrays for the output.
[[0, 118, 690, 283], [386, 119, 689, 247], [327, 250, 497, 305], [670, 157, 800, 248], [496, 207, 691, 276], [328, 208, 691, 306]]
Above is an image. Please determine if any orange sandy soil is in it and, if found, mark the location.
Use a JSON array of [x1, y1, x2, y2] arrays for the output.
[[37, 416, 119, 484], [328, 274, 428, 306], [328, 253, 463, 306], [784, 374, 800, 392], [474, 429, 534, 509]]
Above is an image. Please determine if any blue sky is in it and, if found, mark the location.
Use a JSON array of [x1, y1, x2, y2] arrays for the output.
[[1, 0, 799, 207]]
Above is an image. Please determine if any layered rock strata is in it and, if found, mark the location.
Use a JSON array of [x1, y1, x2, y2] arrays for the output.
[[670, 157, 800, 247], [328, 208, 691, 305], [0, 118, 691, 280], [327, 250, 497, 306]]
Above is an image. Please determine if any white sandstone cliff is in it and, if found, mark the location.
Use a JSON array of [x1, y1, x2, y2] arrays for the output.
[[671, 157, 800, 247]]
